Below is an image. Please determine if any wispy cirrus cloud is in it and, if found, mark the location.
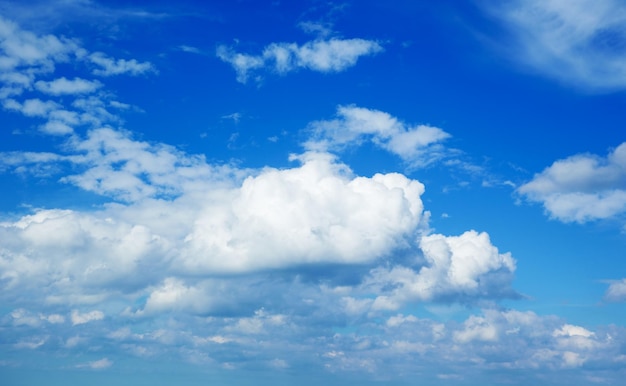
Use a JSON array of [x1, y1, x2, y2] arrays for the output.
[[217, 38, 383, 83], [481, 0, 626, 91]]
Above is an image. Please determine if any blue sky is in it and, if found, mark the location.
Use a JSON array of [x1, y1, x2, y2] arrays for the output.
[[1, 0, 626, 385]]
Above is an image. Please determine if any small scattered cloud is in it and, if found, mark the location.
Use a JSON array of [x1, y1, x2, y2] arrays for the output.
[[217, 38, 382, 83], [77, 358, 113, 370], [89, 52, 155, 77], [604, 279, 626, 302], [305, 105, 451, 168], [517, 142, 626, 223], [178, 45, 202, 54], [35, 77, 102, 95], [298, 21, 333, 38], [221, 112, 242, 124], [71, 310, 104, 325], [0, 16, 155, 137]]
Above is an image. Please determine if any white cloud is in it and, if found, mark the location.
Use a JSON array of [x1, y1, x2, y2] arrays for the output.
[[217, 38, 382, 83], [71, 310, 104, 325], [454, 314, 498, 343], [305, 105, 451, 167], [604, 279, 626, 302], [0, 17, 153, 137], [58, 127, 238, 202], [182, 152, 426, 273], [0, 15, 82, 74], [35, 76, 102, 95], [89, 52, 155, 76], [82, 358, 113, 370], [517, 142, 626, 223], [3, 98, 60, 117], [137, 278, 215, 316], [367, 230, 517, 310], [14, 337, 47, 349], [482, 0, 626, 90]]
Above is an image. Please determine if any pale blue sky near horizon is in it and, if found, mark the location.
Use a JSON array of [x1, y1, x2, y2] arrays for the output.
[[1, 1, 626, 385]]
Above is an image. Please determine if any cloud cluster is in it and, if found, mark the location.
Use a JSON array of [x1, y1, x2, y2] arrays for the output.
[[305, 105, 451, 167], [2, 10, 625, 385], [518, 142, 626, 223], [217, 38, 382, 83], [0, 15, 154, 136], [483, 0, 626, 90]]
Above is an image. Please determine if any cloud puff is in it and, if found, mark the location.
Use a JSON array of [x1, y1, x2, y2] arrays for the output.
[[604, 279, 626, 302], [88, 52, 155, 77], [77, 358, 112, 370], [305, 105, 451, 167], [365, 230, 517, 310], [71, 310, 104, 325], [35, 76, 102, 95], [482, 0, 626, 90], [217, 38, 382, 83], [517, 142, 626, 223]]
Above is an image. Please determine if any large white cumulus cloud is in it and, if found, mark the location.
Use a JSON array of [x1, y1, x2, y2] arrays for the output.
[[183, 152, 426, 272], [0, 142, 429, 307]]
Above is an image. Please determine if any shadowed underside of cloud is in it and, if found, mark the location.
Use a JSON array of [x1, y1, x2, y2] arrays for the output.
[[216, 38, 383, 83], [482, 0, 626, 91]]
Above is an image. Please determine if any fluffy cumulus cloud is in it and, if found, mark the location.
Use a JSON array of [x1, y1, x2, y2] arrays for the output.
[[364, 230, 517, 311], [305, 105, 451, 167], [3, 12, 626, 385], [216, 38, 382, 83], [0, 97, 539, 378], [517, 142, 626, 223], [482, 0, 626, 90], [182, 152, 427, 273]]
